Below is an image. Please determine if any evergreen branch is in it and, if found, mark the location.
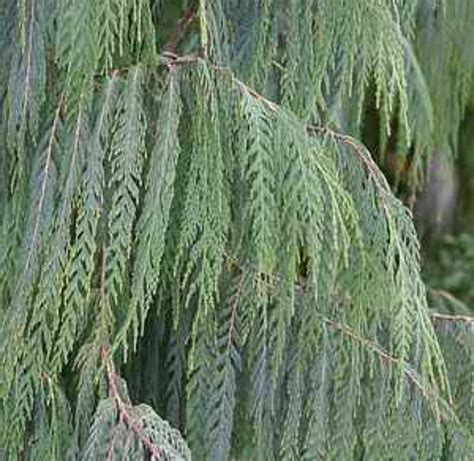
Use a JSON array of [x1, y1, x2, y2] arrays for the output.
[[221, 249, 456, 414], [231, 78, 391, 199], [103, 353, 163, 460], [98, 0, 127, 70], [58, 0, 99, 116], [74, 245, 115, 449], [225, 247, 473, 328], [2, 4, 473, 456], [51, 96, 93, 368], [155, 52, 394, 199], [19, 0, 36, 131], [18, 97, 62, 284], [96, 348, 191, 460], [430, 312, 474, 324], [207, 276, 241, 459], [114, 68, 181, 357], [322, 318, 428, 396], [307, 125, 392, 197], [93, 50, 396, 200], [0, 96, 64, 455], [106, 65, 146, 308], [28, 94, 88, 373], [6, 0, 46, 157], [55, 76, 118, 371], [241, 88, 277, 274]]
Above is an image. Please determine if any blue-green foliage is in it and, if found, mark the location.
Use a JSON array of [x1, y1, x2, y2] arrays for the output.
[[0, 0, 473, 459]]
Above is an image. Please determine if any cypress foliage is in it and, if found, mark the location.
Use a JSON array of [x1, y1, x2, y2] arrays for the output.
[[0, 1, 473, 459]]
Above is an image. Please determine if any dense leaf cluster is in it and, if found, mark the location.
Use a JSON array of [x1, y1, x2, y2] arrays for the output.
[[0, 0, 473, 459]]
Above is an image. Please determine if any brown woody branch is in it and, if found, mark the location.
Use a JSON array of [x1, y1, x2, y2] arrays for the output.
[[101, 347, 162, 460], [430, 312, 474, 324]]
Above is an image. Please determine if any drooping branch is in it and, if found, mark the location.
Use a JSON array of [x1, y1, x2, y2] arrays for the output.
[[101, 347, 163, 460], [222, 251, 455, 415], [10, 95, 64, 301], [155, 52, 395, 200]]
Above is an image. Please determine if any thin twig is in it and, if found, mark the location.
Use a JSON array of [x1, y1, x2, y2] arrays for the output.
[[101, 347, 162, 460], [323, 316, 452, 421], [430, 312, 474, 324], [156, 52, 393, 200], [15, 95, 63, 290], [428, 289, 474, 324], [222, 249, 466, 411], [323, 318, 430, 395], [162, 4, 198, 53], [95, 51, 396, 202], [94, 53, 468, 411]]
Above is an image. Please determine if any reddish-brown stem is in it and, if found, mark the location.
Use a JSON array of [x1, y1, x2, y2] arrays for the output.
[[162, 4, 199, 53], [102, 349, 162, 460]]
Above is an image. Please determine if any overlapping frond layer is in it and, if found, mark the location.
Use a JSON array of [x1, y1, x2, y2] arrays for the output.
[[223, 0, 474, 186], [0, 0, 473, 459], [0, 59, 459, 458], [82, 370, 191, 460], [416, 0, 474, 156]]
